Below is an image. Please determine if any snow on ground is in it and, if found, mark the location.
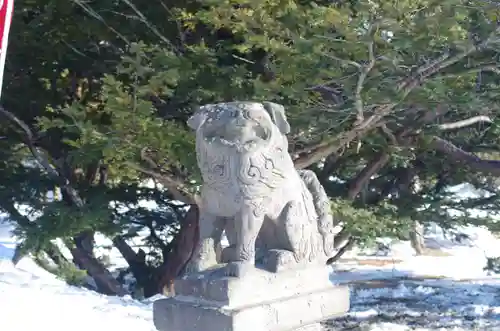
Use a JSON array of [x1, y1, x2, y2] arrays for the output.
[[0, 259, 158, 331], [333, 223, 500, 281], [0, 218, 159, 331], [325, 224, 500, 330], [3, 214, 500, 330], [328, 279, 500, 330]]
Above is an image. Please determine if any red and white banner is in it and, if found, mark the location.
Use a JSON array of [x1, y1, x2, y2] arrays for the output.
[[0, 0, 13, 98]]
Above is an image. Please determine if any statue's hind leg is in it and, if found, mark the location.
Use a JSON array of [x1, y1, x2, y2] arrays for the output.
[[262, 200, 317, 272], [220, 217, 237, 263], [298, 169, 336, 258]]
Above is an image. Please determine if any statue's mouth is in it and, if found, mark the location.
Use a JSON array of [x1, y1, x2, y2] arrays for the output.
[[202, 122, 271, 150]]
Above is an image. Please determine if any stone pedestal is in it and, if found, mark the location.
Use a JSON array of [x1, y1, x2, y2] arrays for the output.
[[153, 265, 350, 331]]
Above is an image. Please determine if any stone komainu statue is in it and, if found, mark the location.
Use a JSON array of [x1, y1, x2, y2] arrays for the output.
[[186, 101, 335, 277]]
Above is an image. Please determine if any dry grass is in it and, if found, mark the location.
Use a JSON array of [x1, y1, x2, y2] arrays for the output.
[[421, 248, 454, 256], [338, 258, 404, 266], [338, 247, 453, 266], [348, 275, 450, 289]]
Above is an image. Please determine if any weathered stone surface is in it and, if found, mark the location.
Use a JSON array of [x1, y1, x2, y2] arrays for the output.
[[185, 101, 336, 277], [151, 101, 350, 331], [153, 266, 350, 331], [174, 264, 338, 308]]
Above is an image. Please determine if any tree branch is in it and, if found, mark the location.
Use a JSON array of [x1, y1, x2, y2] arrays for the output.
[[430, 136, 500, 176], [347, 152, 391, 200], [294, 26, 500, 169], [0, 107, 128, 295], [157, 204, 199, 294], [126, 161, 197, 205], [354, 40, 375, 126], [434, 64, 500, 80], [438, 116, 492, 130], [0, 107, 84, 207]]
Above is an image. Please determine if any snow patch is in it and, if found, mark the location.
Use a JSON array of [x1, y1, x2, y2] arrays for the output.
[[4, 202, 500, 330]]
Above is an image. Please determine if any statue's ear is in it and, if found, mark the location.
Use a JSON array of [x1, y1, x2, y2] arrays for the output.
[[187, 108, 207, 131], [262, 101, 290, 134]]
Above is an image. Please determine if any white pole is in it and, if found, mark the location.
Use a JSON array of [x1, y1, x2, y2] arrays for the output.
[[0, 0, 14, 99]]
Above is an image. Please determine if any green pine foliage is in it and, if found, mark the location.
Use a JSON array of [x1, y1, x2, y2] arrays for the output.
[[1, 0, 500, 295]]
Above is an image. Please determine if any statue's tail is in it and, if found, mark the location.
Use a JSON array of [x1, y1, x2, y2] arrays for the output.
[[298, 170, 335, 257]]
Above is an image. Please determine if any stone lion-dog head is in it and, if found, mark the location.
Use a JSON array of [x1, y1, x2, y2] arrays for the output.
[[187, 102, 295, 196], [187, 101, 290, 154]]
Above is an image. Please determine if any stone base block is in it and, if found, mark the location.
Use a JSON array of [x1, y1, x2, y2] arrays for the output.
[[153, 265, 350, 331], [295, 324, 322, 331]]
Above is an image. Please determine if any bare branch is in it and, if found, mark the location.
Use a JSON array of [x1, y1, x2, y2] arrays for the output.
[[157, 0, 186, 51], [0, 107, 84, 207], [324, 53, 362, 69], [378, 124, 398, 144], [118, 0, 178, 51], [294, 26, 500, 169], [126, 160, 197, 205], [294, 130, 359, 169], [398, 25, 500, 95], [430, 136, 500, 177], [157, 204, 199, 294], [435, 64, 500, 80], [347, 152, 391, 200], [438, 116, 492, 130], [70, 0, 130, 45], [354, 40, 376, 126]]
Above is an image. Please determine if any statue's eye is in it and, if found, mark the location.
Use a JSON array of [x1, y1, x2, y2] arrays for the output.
[[244, 109, 259, 120], [254, 126, 269, 140]]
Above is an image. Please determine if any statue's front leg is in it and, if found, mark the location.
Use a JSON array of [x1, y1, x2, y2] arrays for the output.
[[185, 213, 224, 274], [225, 204, 264, 277], [220, 217, 237, 263]]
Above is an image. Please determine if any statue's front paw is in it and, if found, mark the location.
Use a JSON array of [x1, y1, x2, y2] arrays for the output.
[[220, 245, 236, 263], [183, 261, 199, 275], [183, 255, 216, 275], [224, 261, 253, 278], [262, 249, 297, 273]]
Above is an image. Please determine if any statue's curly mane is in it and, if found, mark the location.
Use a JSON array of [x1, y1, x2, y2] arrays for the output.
[[196, 121, 291, 199]]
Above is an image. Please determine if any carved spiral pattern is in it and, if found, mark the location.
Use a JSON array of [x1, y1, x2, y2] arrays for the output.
[[246, 165, 260, 179]]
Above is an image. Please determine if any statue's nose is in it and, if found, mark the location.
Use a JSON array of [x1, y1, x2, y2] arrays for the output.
[[231, 114, 246, 127]]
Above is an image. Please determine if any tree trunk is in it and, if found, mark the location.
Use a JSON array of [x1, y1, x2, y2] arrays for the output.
[[327, 237, 355, 264], [346, 152, 391, 200], [112, 235, 158, 298], [11, 245, 25, 265], [70, 246, 127, 296], [431, 136, 500, 176], [328, 152, 391, 261], [409, 220, 425, 255], [74, 230, 95, 256], [157, 204, 199, 295], [58, 182, 126, 296], [399, 169, 426, 255], [333, 229, 351, 250]]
